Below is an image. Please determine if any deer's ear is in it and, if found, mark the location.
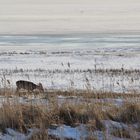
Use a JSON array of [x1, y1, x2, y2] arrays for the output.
[[38, 83, 42, 86]]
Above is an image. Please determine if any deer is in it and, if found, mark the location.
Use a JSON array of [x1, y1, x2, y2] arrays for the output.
[[16, 80, 44, 93]]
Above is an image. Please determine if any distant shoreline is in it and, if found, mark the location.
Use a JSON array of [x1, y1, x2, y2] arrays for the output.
[[1, 31, 140, 36]]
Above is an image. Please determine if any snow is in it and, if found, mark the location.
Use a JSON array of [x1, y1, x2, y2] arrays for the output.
[[0, 128, 40, 140], [0, 125, 88, 140], [0, 120, 139, 140], [0, 34, 140, 93], [48, 125, 89, 140], [0, 95, 47, 107], [57, 95, 125, 107], [103, 120, 128, 131], [1, 128, 27, 140]]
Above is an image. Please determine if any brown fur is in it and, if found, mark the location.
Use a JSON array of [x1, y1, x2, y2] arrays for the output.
[[16, 80, 44, 93]]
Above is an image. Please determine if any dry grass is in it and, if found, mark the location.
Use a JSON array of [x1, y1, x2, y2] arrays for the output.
[[28, 130, 49, 140], [0, 89, 139, 139], [108, 103, 140, 124], [0, 103, 60, 133], [0, 101, 106, 133], [85, 136, 98, 140], [47, 89, 140, 100], [0, 94, 140, 131], [58, 105, 88, 125], [58, 104, 104, 130], [111, 128, 131, 139]]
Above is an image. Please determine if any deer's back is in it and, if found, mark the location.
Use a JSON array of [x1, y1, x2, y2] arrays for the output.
[[16, 80, 37, 91]]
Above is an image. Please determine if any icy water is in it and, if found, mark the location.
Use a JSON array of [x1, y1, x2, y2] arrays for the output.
[[0, 33, 140, 92], [0, 34, 140, 58], [0, 34, 140, 48]]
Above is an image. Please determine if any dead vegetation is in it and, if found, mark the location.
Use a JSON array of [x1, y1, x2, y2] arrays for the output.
[[28, 130, 49, 140], [107, 103, 140, 124], [0, 89, 139, 139], [0, 104, 48, 133], [111, 128, 131, 139], [0, 102, 105, 133], [116, 104, 140, 124], [47, 89, 140, 99]]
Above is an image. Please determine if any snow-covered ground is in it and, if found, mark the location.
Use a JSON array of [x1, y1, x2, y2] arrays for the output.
[[0, 34, 140, 92], [0, 120, 139, 140]]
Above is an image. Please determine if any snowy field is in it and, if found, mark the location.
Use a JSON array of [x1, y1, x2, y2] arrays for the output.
[[0, 34, 140, 93], [0, 0, 140, 139], [0, 33, 139, 139]]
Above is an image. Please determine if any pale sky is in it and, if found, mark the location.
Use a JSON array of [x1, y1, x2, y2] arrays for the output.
[[0, 0, 140, 34]]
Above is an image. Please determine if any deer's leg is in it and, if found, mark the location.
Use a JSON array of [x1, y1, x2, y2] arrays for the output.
[[16, 87, 20, 96]]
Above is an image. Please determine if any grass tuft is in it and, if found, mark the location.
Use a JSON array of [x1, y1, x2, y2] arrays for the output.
[[111, 128, 131, 138], [115, 104, 140, 124]]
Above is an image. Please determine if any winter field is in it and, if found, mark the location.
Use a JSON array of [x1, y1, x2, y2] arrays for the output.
[[0, 34, 139, 140], [0, 34, 140, 92]]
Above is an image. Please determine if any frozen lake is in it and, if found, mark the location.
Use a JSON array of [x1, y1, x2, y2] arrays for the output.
[[0, 33, 140, 92]]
